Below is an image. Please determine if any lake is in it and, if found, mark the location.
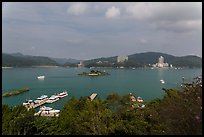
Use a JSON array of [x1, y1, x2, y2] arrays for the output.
[[2, 67, 202, 110]]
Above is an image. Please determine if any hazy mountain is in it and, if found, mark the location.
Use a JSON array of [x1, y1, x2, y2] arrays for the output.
[[51, 57, 80, 65], [2, 52, 202, 68], [2, 53, 59, 67]]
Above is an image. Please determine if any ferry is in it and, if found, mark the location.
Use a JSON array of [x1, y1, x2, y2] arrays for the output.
[[34, 95, 48, 104], [46, 95, 59, 103], [57, 91, 68, 99], [37, 76, 45, 79]]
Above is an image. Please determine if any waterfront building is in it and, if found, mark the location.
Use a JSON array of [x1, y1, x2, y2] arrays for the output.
[[78, 61, 84, 67], [153, 56, 169, 68], [117, 56, 128, 63]]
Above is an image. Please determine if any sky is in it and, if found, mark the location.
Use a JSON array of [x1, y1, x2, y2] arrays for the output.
[[2, 2, 202, 60]]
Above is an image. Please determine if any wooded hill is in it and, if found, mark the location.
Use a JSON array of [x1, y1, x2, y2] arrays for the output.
[[2, 52, 202, 68], [84, 52, 202, 68]]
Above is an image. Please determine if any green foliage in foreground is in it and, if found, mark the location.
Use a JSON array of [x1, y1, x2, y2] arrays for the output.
[[2, 81, 202, 135]]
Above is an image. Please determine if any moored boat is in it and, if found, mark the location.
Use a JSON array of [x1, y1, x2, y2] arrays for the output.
[[46, 95, 59, 103], [57, 90, 68, 99], [34, 95, 48, 104]]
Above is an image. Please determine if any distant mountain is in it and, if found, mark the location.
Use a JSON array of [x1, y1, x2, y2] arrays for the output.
[[2, 52, 202, 68], [128, 52, 176, 65], [170, 55, 202, 68], [51, 57, 80, 65], [2, 53, 59, 67], [84, 52, 202, 68]]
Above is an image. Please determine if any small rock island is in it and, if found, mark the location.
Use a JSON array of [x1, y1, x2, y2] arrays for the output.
[[78, 70, 110, 76], [2, 88, 30, 97]]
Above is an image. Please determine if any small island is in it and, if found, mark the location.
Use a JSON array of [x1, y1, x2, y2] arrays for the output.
[[78, 70, 110, 76], [2, 88, 30, 97]]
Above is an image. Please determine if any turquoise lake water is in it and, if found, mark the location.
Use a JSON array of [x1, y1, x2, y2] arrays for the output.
[[2, 67, 202, 110]]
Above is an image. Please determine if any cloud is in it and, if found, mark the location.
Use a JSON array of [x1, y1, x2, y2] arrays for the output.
[[105, 6, 120, 19], [67, 2, 88, 15], [151, 19, 202, 33], [126, 2, 202, 33], [126, 2, 153, 20], [126, 2, 202, 21]]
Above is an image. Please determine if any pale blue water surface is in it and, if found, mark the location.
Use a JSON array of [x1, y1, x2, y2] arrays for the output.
[[2, 67, 202, 110]]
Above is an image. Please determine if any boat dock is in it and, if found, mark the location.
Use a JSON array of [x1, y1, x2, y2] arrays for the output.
[[34, 111, 59, 117], [89, 93, 97, 101], [26, 98, 49, 110]]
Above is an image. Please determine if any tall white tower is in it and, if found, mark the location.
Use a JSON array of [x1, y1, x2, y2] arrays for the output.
[[158, 56, 164, 64]]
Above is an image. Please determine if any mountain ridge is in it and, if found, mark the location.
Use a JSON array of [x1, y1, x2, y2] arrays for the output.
[[2, 52, 202, 68]]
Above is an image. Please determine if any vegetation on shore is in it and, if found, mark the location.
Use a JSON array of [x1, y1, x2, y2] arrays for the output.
[[2, 77, 202, 135], [2, 88, 30, 97], [78, 70, 110, 76]]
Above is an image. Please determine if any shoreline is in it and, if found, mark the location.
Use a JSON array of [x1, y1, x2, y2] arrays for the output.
[[2, 67, 13, 68], [31, 66, 59, 68]]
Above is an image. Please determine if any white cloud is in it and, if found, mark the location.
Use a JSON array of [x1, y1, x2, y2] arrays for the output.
[[105, 6, 120, 19], [67, 2, 88, 15], [126, 2, 153, 20], [152, 19, 202, 33], [126, 2, 202, 21]]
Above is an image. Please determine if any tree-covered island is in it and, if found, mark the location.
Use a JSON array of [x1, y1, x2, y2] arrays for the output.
[[78, 70, 110, 76], [2, 88, 30, 97]]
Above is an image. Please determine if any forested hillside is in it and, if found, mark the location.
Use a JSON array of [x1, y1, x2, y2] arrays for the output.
[[2, 53, 59, 67]]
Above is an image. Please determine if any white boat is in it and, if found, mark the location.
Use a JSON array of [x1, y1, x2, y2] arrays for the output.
[[37, 76, 45, 79], [160, 79, 165, 84], [40, 106, 53, 111], [46, 95, 59, 103], [22, 100, 33, 106], [34, 95, 48, 104], [37, 106, 60, 115], [57, 91, 68, 99], [40, 108, 60, 114], [137, 96, 143, 102]]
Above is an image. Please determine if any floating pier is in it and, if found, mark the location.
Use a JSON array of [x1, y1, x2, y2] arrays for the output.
[[89, 93, 97, 101], [26, 98, 49, 110]]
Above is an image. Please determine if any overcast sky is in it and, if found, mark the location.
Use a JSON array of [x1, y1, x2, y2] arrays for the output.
[[2, 2, 202, 60]]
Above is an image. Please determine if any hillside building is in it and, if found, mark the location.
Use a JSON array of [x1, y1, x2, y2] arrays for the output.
[[152, 56, 169, 68], [117, 56, 128, 63]]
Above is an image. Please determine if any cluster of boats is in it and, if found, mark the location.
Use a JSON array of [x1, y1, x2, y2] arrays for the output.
[[22, 90, 68, 108], [46, 91, 68, 103]]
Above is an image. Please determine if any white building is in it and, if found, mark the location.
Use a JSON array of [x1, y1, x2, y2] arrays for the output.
[[117, 56, 128, 63], [78, 61, 84, 67], [153, 56, 169, 68]]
